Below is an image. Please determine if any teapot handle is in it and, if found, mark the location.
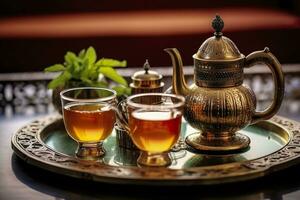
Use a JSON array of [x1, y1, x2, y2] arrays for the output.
[[245, 47, 285, 124]]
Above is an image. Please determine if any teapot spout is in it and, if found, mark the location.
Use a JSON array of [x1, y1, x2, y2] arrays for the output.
[[164, 48, 190, 96]]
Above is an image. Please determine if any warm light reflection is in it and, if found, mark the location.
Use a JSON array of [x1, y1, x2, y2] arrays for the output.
[[0, 8, 299, 38]]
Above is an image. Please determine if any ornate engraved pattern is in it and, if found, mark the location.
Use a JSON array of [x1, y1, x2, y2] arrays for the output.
[[243, 116, 300, 171], [11, 115, 300, 185], [196, 36, 242, 61], [184, 85, 254, 133], [194, 59, 244, 87]]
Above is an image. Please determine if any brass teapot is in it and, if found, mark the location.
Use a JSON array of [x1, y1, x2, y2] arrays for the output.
[[165, 15, 285, 152]]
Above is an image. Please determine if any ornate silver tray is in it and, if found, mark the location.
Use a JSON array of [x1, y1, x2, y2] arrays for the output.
[[11, 115, 300, 185]]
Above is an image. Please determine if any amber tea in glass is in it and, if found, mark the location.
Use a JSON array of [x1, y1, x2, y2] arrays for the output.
[[63, 103, 115, 142], [60, 87, 116, 159], [129, 110, 182, 153], [121, 93, 185, 167]]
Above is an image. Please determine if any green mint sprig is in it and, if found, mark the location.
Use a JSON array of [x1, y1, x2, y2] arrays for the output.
[[44, 46, 131, 96]]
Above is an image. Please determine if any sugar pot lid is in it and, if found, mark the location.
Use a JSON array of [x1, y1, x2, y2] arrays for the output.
[[130, 60, 163, 88]]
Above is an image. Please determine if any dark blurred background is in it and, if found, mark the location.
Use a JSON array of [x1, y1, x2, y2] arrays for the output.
[[0, 0, 299, 72]]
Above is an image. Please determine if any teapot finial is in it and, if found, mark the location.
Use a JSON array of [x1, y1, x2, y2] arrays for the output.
[[143, 59, 150, 74], [212, 14, 224, 37]]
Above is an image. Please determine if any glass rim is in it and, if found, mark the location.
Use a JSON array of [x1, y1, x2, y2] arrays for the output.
[[60, 87, 116, 103], [126, 93, 185, 109]]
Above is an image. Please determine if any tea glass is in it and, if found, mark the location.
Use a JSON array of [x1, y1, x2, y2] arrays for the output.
[[60, 87, 116, 159], [117, 93, 185, 167]]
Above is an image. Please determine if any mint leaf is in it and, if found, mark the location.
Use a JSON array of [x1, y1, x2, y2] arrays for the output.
[[71, 61, 82, 79], [65, 52, 77, 64], [80, 77, 93, 85], [48, 71, 71, 89], [44, 64, 65, 72], [112, 85, 125, 96], [44, 46, 128, 92], [125, 87, 132, 95], [88, 66, 99, 80], [96, 59, 126, 67], [112, 85, 131, 96], [92, 81, 109, 88], [85, 47, 97, 64], [79, 59, 90, 79], [78, 49, 86, 59], [98, 67, 128, 86]]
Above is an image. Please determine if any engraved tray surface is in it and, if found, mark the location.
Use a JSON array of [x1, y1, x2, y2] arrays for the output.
[[11, 115, 300, 185]]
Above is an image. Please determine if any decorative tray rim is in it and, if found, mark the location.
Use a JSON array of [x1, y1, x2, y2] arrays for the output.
[[11, 114, 300, 185]]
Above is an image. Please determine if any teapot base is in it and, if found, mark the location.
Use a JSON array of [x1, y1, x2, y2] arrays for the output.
[[185, 132, 250, 153]]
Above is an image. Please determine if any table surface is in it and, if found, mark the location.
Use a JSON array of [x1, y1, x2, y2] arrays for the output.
[[1, 102, 300, 200]]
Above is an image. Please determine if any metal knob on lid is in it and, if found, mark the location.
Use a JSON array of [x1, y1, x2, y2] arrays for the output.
[[130, 60, 164, 94]]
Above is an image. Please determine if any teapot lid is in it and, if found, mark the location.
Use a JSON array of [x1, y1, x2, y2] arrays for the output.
[[193, 15, 244, 61], [130, 60, 163, 88]]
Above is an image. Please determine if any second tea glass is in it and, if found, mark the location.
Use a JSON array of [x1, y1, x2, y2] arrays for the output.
[[124, 93, 185, 167], [60, 87, 116, 159]]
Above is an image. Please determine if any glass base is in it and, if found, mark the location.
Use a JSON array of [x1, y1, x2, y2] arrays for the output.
[[137, 151, 172, 167], [76, 142, 105, 160]]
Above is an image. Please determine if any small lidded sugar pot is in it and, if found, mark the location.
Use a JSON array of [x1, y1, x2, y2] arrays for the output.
[[130, 59, 164, 94], [116, 60, 165, 149], [165, 15, 285, 152]]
